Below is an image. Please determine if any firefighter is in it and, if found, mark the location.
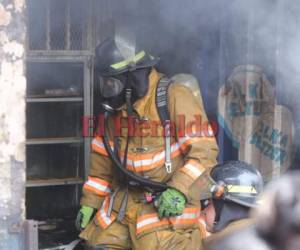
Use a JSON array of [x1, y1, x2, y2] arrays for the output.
[[201, 161, 264, 250], [204, 170, 300, 250], [75, 37, 219, 249]]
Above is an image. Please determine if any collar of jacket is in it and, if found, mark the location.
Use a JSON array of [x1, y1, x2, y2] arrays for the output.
[[120, 67, 160, 118]]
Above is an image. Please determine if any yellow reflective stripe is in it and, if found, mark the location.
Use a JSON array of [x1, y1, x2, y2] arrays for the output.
[[110, 51, 146, 70], [136, 208, 200, 235], [96, 196, 116, 229], [83, 176, 111, 196], [227, 185, 257, 194], [180, 160, 206, 180], [110, 59, 128, 70], [92, 136, 202, 173], [133, 50, 146, 63]]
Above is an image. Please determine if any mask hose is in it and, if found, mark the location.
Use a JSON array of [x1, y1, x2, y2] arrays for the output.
[[102, 111, 168, 192]]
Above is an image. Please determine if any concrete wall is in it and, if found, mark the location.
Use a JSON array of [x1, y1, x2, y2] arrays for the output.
[[0, 0, 26, 249]]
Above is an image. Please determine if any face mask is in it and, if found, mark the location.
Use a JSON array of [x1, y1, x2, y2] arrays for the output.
[[99, 75, 126, 98], [98, 67, 151, 111], [98, 74, 127, 111]]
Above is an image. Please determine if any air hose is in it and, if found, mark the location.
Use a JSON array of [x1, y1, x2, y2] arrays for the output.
[[102, 111, 168, 192]]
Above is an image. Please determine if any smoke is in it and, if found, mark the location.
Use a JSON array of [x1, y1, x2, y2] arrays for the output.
[[27, 0, 300, 108], [137, 0, 300, 136], [27, 0, 300, 158], [112, 0, 300, 163], [175, 1, 299, 91]]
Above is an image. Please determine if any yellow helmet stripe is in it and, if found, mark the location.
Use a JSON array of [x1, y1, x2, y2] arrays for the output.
[[110, 51, 146, 70], [227, 185, 257, 194], [133, 50, 146, 63]]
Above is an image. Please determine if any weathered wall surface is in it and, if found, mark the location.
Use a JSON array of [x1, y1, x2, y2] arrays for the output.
[[0, 0, 26, 249]]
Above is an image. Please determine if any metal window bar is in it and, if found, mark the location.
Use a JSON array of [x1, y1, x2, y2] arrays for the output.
[[65, 0, 71, 51], [46, 0, 50, 50]]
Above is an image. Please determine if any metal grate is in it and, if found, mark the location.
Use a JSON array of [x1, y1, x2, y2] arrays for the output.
[[28, 0, 47, 50], [49, 0, 67, 50], [93, 0, 114, 48], [70, 0, 85, 50], [27, 0, 88, 51]]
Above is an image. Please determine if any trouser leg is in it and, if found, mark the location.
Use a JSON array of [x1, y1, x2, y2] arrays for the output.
[[131, 226, 202, 250], [81, 220, 131, 250]]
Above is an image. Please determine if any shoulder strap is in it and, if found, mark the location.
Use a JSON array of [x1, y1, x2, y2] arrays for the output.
[[156, 76, 173, 173], [156, 76, 172, 122]]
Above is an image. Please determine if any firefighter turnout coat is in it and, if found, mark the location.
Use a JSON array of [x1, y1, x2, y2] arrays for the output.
[[79, 68, 219, 249]]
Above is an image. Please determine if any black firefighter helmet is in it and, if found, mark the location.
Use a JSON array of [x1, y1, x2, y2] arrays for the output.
[[95, 37, 159, 77], [209, 160, 264, 208], [200, 160, 264, 210]]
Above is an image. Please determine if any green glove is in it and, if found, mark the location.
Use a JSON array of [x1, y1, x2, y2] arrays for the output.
[[75, 205, 94, 230], [156, 188, 186, 218]]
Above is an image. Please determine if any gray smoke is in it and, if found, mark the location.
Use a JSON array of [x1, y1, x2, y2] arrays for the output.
[[27, 0, 300, 156], [132, 0, 300, 149]]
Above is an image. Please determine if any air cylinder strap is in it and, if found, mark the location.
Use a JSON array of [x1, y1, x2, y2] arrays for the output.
[[156, 76, 173, 173]]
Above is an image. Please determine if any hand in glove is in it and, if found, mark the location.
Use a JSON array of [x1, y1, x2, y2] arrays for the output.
[[75, 205, 94, 230], [156, 188, 186, 218]]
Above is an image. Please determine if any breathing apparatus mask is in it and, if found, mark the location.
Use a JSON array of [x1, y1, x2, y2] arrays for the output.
[[98, 67, 152, 112], [94, 35, 158, 112]]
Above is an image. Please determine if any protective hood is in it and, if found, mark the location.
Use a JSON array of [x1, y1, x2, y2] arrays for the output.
[[213, 200, 250, 232], [130, 67, 152, 101]]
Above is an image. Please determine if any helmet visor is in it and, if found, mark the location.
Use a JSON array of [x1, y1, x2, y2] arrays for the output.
[[99, 76, 125, 98]]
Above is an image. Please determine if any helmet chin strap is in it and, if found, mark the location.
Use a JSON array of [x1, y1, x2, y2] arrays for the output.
[[212, 200, 250, 232]]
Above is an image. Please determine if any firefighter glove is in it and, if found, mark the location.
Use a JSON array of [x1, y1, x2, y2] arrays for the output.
[[157, 188, 186, 218], [75, 205, 94, 230]]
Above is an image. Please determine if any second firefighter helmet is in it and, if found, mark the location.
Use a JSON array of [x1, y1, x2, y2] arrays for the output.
[[201, 161, 264, 208]]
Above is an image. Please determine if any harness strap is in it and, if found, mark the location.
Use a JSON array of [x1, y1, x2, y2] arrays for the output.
[[156, 76, 173, 173]]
